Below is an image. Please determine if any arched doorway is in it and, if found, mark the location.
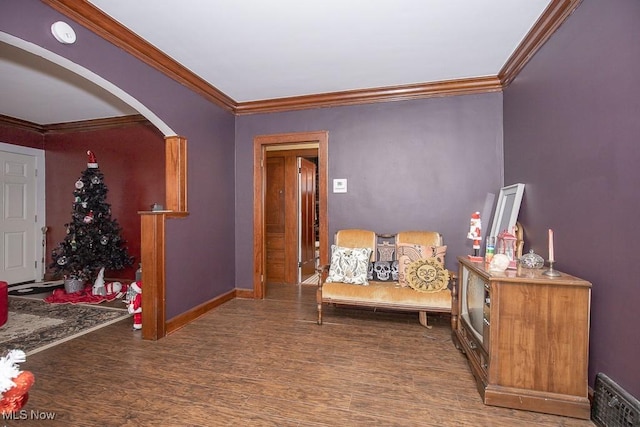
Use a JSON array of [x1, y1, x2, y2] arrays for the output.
[[0, 32, 178, 339]]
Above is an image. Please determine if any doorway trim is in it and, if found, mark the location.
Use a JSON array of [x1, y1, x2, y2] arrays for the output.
[[253, 131, 328, 299]]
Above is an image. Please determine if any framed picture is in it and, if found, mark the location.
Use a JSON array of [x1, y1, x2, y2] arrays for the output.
[[489, 183, 525, 243]]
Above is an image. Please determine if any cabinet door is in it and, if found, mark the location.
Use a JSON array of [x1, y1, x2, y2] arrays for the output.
[[493, 282, 590, 397]]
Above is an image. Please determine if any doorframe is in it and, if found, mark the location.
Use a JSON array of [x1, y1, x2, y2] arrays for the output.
[[0, 142, 46, 282], [253, 131, 328, 299]]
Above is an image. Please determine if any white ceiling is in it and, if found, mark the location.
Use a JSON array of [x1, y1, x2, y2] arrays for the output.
[[0, 0, 552, 125]]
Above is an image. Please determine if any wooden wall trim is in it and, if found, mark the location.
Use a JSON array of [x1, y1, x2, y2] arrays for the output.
[[235, 77, 503, 115], [235, 288, 254, 299], [499, 0, 583, 87], [0, 114, 151, 134], [165, 136, 188, 212], [253, 140, 265, 299], [0, 115, 46, 133], [42, 0, 236, 113], [166, 288, 236, 334], [44, 115, 152, 133]]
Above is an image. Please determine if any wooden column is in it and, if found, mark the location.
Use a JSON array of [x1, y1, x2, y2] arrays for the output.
[[165, 136, 187, 212], [140, 213, 166, 340], [139, 136, 189, 340]]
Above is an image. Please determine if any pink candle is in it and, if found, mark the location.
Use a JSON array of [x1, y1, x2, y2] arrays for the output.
[[548, 229, 554, 262]]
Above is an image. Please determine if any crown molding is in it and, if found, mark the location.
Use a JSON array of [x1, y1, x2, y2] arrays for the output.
[[499, 0, 583, 87], [235, 76, 503, 115], [0, 115, 46, 133], [0, 114, 150, 134], [42, 0, 579, 116], [44, 114, 152, 133], [41, 0, 236, 113]]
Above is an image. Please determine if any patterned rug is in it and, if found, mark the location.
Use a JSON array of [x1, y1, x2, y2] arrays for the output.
[[0, 297, 131, 355], [7, 280, 65, 296]]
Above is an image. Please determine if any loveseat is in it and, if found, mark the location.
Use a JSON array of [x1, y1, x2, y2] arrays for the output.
[[317, 229, 458, 328]]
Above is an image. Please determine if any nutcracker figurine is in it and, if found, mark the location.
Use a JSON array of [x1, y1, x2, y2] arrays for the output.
[[467, 211, 483, 261], [128, 281, 142, 330]]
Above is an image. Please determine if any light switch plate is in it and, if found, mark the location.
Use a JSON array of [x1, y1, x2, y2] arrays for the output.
[[333, 178, 347, 193]]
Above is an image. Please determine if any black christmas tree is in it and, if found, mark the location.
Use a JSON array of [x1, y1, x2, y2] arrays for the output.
[[50, 151, 133, 283]]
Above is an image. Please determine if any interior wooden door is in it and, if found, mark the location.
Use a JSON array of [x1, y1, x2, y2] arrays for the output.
[[265, 156, 286, 284], [298, 157, 316, 282]]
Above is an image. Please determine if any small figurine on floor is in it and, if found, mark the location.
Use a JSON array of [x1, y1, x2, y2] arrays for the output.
[[92, 267, 106, 296], [128, 281, 142, 330], [0, 350, 34, 415]]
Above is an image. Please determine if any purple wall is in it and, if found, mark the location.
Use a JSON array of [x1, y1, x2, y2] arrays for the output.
[[2, 0, 236, 319], [235, 94, 504, 284], [503, 0, 640, 397]]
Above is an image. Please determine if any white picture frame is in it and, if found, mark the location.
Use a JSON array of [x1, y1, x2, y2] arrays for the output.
[[489, 183, 525, 243]]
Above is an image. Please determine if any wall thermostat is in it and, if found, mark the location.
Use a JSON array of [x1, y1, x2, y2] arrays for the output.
[[333, 179, 347, 193]]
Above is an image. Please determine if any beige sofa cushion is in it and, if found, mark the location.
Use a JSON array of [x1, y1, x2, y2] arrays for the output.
[[322, 281, 451, 310]]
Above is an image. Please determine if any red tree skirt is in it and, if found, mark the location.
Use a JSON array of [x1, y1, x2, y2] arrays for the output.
[[44, 285, 126, 305]]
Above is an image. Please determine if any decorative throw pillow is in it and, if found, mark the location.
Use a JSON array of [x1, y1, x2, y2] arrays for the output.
[[396, 243, 447, 287], [376, 240, 396, 262], [367, 260, 399, 282], [326, 245, 372, 285], [405, 258, 450, 292]]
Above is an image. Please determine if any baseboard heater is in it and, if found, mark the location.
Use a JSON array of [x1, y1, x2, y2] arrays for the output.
[[592, 373, 640, 427]]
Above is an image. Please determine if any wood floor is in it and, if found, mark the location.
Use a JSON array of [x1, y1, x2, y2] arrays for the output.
[[18, 283, 596, 426]]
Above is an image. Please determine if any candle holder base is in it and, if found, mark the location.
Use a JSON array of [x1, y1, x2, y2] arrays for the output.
[[543, 261, 561, 277]]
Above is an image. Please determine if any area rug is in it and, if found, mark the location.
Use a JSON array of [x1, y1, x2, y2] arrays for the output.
[[7, 280, 64, 296], [0, 297, 131, 355]]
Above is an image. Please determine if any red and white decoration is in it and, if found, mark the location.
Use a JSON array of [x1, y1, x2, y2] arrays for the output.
[[87, 150, 98, 168], [128, 281, 142, 330]]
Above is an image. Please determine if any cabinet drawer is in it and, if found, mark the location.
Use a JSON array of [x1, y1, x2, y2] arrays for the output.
[[459, 324, 488, 377]]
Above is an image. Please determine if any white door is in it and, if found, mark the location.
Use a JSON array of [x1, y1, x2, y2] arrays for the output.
[[0, 150, 37, 284]]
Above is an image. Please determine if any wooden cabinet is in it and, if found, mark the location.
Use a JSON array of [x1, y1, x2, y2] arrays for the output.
[[453, 257, 592, 419]]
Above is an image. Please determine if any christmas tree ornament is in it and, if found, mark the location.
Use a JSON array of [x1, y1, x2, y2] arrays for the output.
[[71, 238, 77, 250], [91, 176, 100, 185], [83, 211, 94, 223], [56, 256, 67, 265], [87, 150, 98, 168], [75, 196, 81, 203], [100, 235, 108, 245], [75, 180, 84, 189]]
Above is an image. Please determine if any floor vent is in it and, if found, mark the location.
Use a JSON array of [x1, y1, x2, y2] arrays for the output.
[[592, 373, 640, 427]]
